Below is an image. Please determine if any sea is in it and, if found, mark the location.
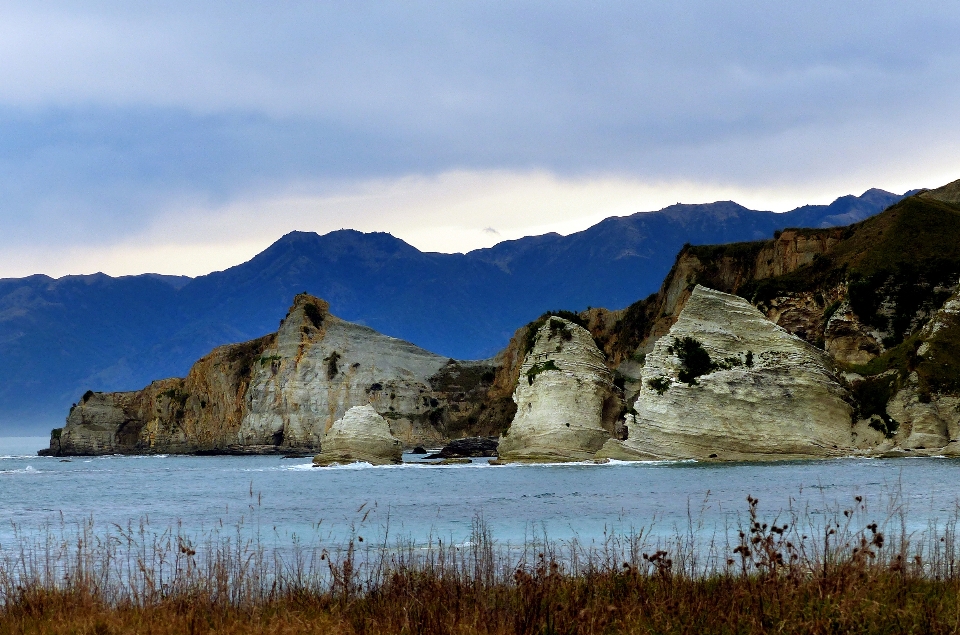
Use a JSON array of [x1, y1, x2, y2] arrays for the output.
[[3, 436, 960, 558]]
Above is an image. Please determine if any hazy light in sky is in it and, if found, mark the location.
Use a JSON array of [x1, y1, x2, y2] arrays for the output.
[[0, 2, 958, 278]]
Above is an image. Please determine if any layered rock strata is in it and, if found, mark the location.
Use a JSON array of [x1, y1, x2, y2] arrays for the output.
[[599, 286, 857, 461], [239, 295, 451, 449], [498, 317, 617, 462], [312, 405, 403, 466]]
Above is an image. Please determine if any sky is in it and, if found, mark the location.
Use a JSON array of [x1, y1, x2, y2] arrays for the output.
[[1, 1, 959, 279]]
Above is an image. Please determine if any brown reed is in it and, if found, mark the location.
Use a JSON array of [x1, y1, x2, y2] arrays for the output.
[[4, 493, 960, 634]]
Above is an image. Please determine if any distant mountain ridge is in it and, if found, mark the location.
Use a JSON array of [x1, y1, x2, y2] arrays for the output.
[[0, 188, 906, 433]]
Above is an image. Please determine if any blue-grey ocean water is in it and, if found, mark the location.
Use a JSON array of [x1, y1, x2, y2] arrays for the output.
[[3, 436, 960, 554]]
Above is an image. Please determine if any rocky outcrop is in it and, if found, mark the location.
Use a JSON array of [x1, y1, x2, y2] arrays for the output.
[[239, 295, 451, 449], [824, 304, 884, 365], [425, 436, 498, 459], [48, 294, 509, 456], [882, 282, 960, 454], [312, 405, 402, 466], [599, 286, 857, 461], [498, 317, 617, 462], [56, 390, 144, 455], [55, 334, 278, 456]]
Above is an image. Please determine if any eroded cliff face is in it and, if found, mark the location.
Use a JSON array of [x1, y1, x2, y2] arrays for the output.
[[58, 333, 275, 455], [497, 317, 618, 462], [312, 404, 403, 466], [51, 294, 507, 455], [599, 286, 857, 461], [873, 282, 960, 456], [824, 303, 884, 365], [239, 296, 451, 448]]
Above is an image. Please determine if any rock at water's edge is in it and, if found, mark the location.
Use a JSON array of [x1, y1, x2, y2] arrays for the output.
[[600, 286, 856, 461], [498, 317, 615, 462], [313, 404, 403, 466], [425, 436, 498, 459]]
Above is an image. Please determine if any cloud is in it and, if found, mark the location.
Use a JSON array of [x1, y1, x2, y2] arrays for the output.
[[0, 2, 958, 276]]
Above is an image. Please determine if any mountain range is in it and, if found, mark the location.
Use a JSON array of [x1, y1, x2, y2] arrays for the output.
[[0, 188, 906, 433]]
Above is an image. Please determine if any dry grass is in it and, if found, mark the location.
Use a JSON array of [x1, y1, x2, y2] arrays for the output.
[[5, 495, 960, 634]]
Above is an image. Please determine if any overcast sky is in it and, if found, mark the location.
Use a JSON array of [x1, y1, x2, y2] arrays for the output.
[[2, 1, 959, 278]]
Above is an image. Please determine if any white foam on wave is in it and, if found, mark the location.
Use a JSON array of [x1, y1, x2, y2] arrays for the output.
[[489, 458, 697, 468], [243, 462, 316, 472], [0, 465, 41, 475], [304, 460, 495, 471], [306, 458, 653, 470], [91, 454, 170, 460], [267, 458, 703, 471]]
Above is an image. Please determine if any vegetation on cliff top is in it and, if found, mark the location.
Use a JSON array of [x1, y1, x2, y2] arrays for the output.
[[520, 310, 589, 358], [602, 193, 960, 366]]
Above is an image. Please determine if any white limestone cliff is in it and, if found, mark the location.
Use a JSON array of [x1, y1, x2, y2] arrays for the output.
[[599, 286, 857, 461], [497, 317, 615, 462], [239, 295, 451, 449]]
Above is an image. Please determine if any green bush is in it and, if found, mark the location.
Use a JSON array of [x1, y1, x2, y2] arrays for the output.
[[522, 311, 589, 356], [526, 360, 559, 385], [822, 300, 842, 323], [547, 318, 573, 342], [647, 376, 671, 395], [669, 337, 715, 385]]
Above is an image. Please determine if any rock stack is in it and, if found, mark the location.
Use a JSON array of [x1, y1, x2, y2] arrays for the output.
[[498, 317, 615, 462], [599, 286, 856, 461], [313, 404, 403, 466]]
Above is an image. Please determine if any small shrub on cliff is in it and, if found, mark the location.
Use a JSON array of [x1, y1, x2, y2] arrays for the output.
[[823, 300, 842, 323], [647, 376, 671, 395], [718, 356, 743, 369], [82, 390, 94, 403], [668, 337, 715, 385], [547, 318, 573, 342], [522, 310, 590, 356], [867, 416, 899, 438], [159, 388, 190, 410], [526, 360, 559, 385]]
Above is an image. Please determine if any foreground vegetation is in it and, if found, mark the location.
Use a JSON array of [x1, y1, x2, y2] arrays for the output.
[[5, 497, 960, 634]]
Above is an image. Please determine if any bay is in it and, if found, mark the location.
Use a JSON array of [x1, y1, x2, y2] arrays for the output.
[[3, 436, 960, 554]]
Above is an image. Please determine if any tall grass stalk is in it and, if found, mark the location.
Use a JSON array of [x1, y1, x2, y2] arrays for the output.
[[4, 493, 960, 633]]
